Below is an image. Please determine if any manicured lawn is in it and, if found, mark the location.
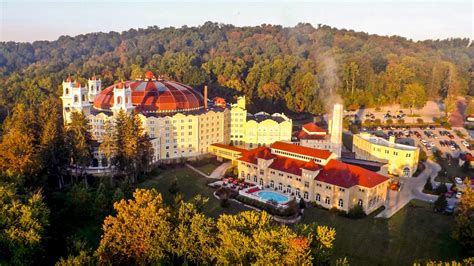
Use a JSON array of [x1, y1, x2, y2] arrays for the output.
[[138, 166, 250, 218], [195, 163, 219, 175], [302, 200, 462, 265]]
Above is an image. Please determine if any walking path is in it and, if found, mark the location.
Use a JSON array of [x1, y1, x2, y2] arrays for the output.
[[186, 161, 232, 179], [376, 159, 442, 218], [185, 163, 210, 178]]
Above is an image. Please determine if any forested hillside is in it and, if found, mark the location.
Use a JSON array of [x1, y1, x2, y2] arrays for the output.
[[0, 22, 472, 118]]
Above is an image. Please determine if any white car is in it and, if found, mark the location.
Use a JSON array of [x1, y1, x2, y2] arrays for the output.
[[456, 192, 463, 199], [454, 177, 463, 184], [461, 140, 469, 147]]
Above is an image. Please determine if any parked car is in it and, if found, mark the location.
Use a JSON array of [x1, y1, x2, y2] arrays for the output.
[[445, 191, 455, 198], [461, 140, 469, 147], [454, 177, 463, 184], [444, 205, 455, 214]]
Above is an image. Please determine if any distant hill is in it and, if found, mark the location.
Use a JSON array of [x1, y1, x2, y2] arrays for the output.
[[0, 22, 472, 117]]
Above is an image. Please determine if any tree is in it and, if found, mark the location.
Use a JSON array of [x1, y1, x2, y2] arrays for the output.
[[97, 189, 173, 265], [435, 183, 448, 195], [98, 119, 116, 169], [452, 179, 474, 255], [0, 185, 50, 265], [465, 98, 474, 116], [434, 194, 448, 211], [400, 83, 427, 115], [110, 111, 153, 184], [65, 111, 93, 180], [172, 199, 216, 264]]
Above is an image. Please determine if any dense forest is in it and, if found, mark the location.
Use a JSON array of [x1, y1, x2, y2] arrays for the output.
[[0, 22, 473, 120]]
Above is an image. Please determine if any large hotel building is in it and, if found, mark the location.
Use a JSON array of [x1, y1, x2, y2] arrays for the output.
[[61, 71, 292, 166]]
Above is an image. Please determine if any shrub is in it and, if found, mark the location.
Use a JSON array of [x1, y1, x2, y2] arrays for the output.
[[435, 183, 448, 195], [417, 118, 424, 124], [386, 118, 393, 125], [363, 119, 372, 127], [424, 177, 433, 192], [346, 205, 366, 219], [419, 149, 427, 161], [374, 118, 381, 125], [219, 198, 229, 208], [434, 194, 447, 211], [397, 119, 405, 125], [350, 125, 360, 134]]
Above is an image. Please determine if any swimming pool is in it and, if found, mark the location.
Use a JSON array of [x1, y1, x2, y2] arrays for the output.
[[256, 191, 289, 204]]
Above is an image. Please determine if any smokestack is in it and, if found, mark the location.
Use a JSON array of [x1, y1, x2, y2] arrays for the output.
[[204, 85, 208, 110], [330, 103, 343, 158]]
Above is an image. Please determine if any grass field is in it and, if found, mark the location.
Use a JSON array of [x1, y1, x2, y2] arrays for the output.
[[139, 167, 462, 265], [194, 163, 219, 175], [301, 200, 462, 265]]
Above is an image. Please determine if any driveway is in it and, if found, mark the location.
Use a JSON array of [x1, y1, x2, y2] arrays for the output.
[[376, 159, 446, 218], [209, 161, 232, 179]]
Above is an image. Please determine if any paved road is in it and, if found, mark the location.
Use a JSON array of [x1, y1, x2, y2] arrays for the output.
[[376, 159, 446, 218]]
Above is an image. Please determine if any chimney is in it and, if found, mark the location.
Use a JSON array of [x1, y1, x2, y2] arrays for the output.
[[204, 85, 208, 110]]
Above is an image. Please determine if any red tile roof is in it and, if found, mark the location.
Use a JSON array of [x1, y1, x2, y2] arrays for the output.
[[302, 123, 327, 133], [269, 157, 321, 176], [237, 147, 270, 164], [317, 159, 389, 188], [271, 141, 333, 160], [298, 131, 328, 140]]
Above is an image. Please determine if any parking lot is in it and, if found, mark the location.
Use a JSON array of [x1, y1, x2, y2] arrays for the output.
[[360, 125, 473, 158]]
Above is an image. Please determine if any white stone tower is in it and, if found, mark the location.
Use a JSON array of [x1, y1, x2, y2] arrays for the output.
[[60, 77, 91, 124], [330, 103, 343, 158], [111, 82, 134, 114], [87, 75, 102, 102]]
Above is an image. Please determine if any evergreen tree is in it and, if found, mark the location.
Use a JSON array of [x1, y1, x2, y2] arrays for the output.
[[434, 194, 448, 211], [65, 111, 93, 181]]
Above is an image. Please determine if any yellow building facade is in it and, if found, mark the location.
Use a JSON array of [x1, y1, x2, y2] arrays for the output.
[[230, 96, 292, 149], [352, 133, 419, 177]]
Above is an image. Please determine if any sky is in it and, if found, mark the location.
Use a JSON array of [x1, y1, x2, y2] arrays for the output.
[[0, 0, 472, 42]]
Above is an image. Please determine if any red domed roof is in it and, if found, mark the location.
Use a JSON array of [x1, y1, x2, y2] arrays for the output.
[[93, 79, 204, 113]]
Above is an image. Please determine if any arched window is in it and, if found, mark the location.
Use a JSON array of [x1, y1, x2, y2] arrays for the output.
[[278, 183, 282, 191], [403, 167, 410, 177], [304, 191, 308, 199], [316, 194, 321, 202], [270, 180, 274, 188], [296, 188, 300, 197], [117, 96, 122, 104], [338, 199, 344, 207], [325, 197, 330, 205], [253, 176, 257, 182], [287, 185, 292, 194], [241, 171, 245, 178], [358, 199, 363, 207], [259, 178, 263, 186], [74, 95, 78, 103], [247, 174, 250, 181], [65, 88, 69, 94], [82, 94, 86, 102]]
